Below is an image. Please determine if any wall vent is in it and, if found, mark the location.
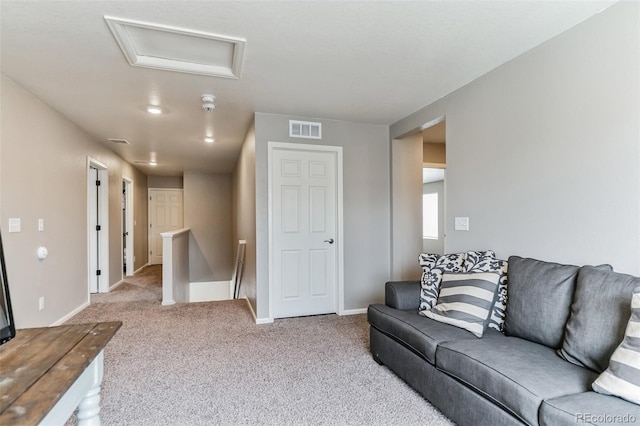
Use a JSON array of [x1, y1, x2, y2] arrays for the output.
[[289, 120, 322, 140], [108, 138, 130, 144]]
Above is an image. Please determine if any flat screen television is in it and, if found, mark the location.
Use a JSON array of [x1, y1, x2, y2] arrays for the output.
[[0, 230, 16, 345]]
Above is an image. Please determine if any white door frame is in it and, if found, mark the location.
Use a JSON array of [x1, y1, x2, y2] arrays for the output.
[[267, 142, 345, 321], [122, 176, 134, 277], [87, 157, 109, 293]]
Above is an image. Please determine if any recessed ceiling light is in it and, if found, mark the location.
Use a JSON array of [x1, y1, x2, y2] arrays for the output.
[[204, 137, 215, 143], [146, 105, 165, 115]]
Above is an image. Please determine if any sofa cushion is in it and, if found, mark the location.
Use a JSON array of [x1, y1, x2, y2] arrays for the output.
[[592, 287, 640, 405], [420, 271, 500, 337], [367, 304, 476, 364], [558, 267, 640, 372], [418, 252, 466, 310], [464, 255, 509, 332], [437, 333, 598, 425], [540, 392, 640, 426], [504, 256, 580, 348]]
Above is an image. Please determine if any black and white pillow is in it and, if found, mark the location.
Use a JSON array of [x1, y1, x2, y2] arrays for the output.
[[418, 253, 466, 310], [592, 287, 640, 405], [463, 252, 508, 332], [420, 271, 501, 338]]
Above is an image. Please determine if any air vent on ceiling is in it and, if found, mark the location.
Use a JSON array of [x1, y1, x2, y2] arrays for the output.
[[108, 138, 130, 144], [289, 120, 322, 140]]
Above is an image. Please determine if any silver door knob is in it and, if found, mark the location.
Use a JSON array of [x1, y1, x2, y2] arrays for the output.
[[324, 238, 334, 244]]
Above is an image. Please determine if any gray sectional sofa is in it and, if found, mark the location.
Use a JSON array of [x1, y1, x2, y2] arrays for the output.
[[368, 256, 640, 425]]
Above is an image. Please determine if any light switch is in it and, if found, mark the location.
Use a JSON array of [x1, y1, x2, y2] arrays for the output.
[[8, 218, 21, 233], [454, 217, 470, 231], [38, 219, 44, 232]]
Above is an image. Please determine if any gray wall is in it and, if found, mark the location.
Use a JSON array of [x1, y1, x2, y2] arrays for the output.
[[254, 113, 390, 320], [0, 73, 148, 328], [231, 123, 257, 312], [422, 180, 445, 255], [391, 1, 640, 274], [147, 175, 183, 189], [391, 133, 423, 280], [183, 171, 234, 282]]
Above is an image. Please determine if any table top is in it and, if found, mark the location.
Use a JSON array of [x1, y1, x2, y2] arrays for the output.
[[0, 321, 122, 425]]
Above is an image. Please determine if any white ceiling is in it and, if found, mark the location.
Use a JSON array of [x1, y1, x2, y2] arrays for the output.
[[0, 1, 615, 176]]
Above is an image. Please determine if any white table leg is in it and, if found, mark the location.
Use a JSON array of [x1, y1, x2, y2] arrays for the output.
[[77, 351, 104, 426], [38, 350, 105, 426]]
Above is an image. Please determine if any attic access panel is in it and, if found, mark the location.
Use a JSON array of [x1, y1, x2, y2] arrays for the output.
[[105, 16, 245, 79]]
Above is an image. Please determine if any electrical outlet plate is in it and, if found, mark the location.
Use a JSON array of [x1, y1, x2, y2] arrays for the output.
[[39, 297, 45, 311]]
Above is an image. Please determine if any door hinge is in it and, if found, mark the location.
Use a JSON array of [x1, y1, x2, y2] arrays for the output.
[[96, 225, 101, 231], [149, 224, 152, 228], [96, 269, 101, 276], [96, 180, 101, 186], [150, 251, 152, 255]]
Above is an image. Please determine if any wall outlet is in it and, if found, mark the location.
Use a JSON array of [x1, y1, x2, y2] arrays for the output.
[[39, 296, 45, 311]]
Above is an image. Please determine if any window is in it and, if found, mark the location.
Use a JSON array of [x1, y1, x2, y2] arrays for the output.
[[423, 193, 438, 239]]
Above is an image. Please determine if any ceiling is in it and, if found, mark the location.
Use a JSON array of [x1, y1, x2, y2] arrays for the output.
[[0, 1, 615, 176]]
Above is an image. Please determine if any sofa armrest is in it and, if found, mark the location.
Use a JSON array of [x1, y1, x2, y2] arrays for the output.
[[385, 281, 421, 310]]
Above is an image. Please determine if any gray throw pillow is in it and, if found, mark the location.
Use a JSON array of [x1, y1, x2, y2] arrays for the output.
[[558, 266, 640, 372], [504, 256, 580, 348]]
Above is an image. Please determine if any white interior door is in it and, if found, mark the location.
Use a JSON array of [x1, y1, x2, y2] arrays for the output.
[[270, 143, 342, 318], [148, 189, 183, 264]]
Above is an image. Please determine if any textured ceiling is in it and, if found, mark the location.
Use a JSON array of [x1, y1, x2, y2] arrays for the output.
[[0, 1, 615, 176]]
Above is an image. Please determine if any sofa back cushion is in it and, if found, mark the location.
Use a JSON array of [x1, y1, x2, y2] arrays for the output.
[[504, 256, 580, 348], [558, 266, 640, 372]]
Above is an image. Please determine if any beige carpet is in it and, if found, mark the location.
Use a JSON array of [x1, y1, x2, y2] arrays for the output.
[[66, 265, 454, 425]]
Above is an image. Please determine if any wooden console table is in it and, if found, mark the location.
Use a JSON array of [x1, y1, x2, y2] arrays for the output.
[[0, 321, 121, 425]]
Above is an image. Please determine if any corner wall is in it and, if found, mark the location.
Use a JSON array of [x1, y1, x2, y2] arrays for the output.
[[231, 122, 257, 313], [183, 171, 234, 282], [391, 2, 640, 274], [0, 73, 149, 327]]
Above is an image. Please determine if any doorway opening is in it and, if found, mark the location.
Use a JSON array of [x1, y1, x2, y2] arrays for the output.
[[390, 117, 446, 280], [422, 119, 446, 255], [87, 157, 109, 294], [122, 177, 134, 277]]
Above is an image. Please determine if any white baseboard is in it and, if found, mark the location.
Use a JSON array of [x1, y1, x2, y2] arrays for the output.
[[51, 300, 90, 326], [190, 281, 232, 303], [133, 263, 150, 275], [340, 308, 368, 316], [109, 279, 125, 292], [243, 296, 273, 324]]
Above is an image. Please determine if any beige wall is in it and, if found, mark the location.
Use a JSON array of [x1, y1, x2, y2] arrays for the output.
[[423, 142, 445, 166], [148, 175, 183, 189], [391, 2, 640, 274], [183, 171, 234, 282], [0, 73, 148, 327], [391, 133, 424, 280], [231, 122, 257, 311]]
